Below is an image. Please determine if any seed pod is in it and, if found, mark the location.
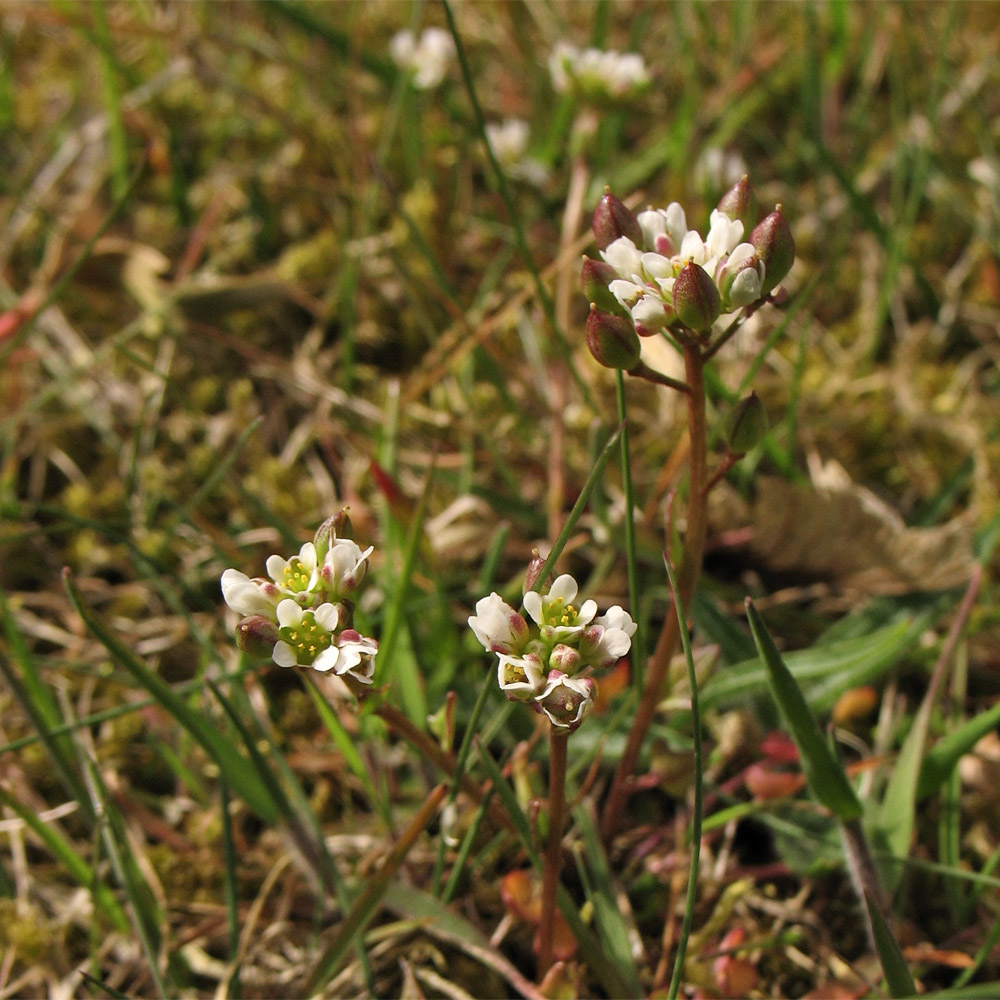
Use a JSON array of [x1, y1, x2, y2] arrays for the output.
[[592, 190, 642, 250], [724, 391, 768, 453], [750, 206, 795, 296], [716, 175, 758, 234], [672, 260, 721, 332], [586, 305, 641, 370]]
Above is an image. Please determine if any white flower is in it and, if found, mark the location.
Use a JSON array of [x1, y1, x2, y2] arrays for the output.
[[272, 599, 341, 670], [718, 243, 766, 309], [390, 27, 454, 90], [580, 606, 637, 670], [321, 538, 373, 599], [550, 43, 649, 101], [640, 252, 674, 281], [330, 629, 378, 685], [631, 295, 669, 332], [523, 574, 597, 643], [220, 568, 279, 618], [705, 209, 744, 258], [264, 542, 320, 604], [497, 650, 546, 701], [601, 236, 644, 279], [535, 671, 596, 730], [486, 118, 530, 165], [469, 593, 530, 655], [663, 203, 688, 248], [609, 278, 644, 310]]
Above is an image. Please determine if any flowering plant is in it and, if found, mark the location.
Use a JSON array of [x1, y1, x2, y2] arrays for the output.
[[221, 510, 378, 693], [469, 570, 635, 731]]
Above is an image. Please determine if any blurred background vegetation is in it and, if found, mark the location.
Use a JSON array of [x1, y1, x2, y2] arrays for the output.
[[1, 1, 999, 997]]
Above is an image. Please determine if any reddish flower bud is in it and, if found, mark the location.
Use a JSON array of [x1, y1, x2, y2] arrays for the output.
[[580, 256, 624, 314], [716, 175, 758, 233], [750, 206, 795, 296], [672, 260, 721, 332], [523, 549, 550, 595], [235, 615, 280, 657], [723, 391, 768, 453], [586, 305, 641, 370], [592, 190, 642, 250]]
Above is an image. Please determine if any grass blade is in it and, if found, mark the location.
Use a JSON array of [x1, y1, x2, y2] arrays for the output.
[[64, 570, 281, 823], [865, 891, 917, 998], [745, 598, 862, 821]]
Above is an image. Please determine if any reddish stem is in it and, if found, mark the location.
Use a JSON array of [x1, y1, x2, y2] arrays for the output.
[[537, 728, 568, 975], [601, 343, 709, 840]]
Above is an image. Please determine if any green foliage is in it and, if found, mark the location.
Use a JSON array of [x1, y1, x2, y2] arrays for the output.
[[2, 2, 999, 996]]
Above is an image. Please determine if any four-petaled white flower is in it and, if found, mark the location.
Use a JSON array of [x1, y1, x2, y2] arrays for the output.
[[390, 27, 455, 90], [272, 599, 341, 670], [264, 542, 320, 604], [580, 606, 637, 670], [469, 593, 530, 655], [470, 571, 634, 730], [221, 568, 280, 618], [497, 649, 547, 701], [321, 538, 373, 599], [523, 574, 597, 644], [536, 671, 596, 730], [330, 629, 379, 685]]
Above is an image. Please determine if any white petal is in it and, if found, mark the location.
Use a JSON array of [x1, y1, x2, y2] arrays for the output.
[[314, 603, 340, 632], [272, 641, 298, 667], [275, 599, 302, 628], [522, 591, 544, 625], [547, 574, 579, 604]]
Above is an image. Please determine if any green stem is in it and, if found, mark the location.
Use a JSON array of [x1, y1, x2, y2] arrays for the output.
[[537, 728, 569, 976], [662, 557, 704, 1000], [601, 343, 709, 840], [616, 370, 642, 688]]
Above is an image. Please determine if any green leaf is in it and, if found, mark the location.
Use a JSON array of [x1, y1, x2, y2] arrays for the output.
[[745, 599, 862, 820], [865, 892, 917, 998], [916, 699, 1000, 800], [701, 617, 921, 713], [64, 571, 281, 824]]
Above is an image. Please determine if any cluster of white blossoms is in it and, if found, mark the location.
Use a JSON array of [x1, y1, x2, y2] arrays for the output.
[[484, 118, 550, 186], [221, 511, 377, 691], [469, 572, 636, 732], [582, 182, 795, 370], [603, 203, 767, 331], [390, 27, 455, 90], [548, 42, 650, 102]]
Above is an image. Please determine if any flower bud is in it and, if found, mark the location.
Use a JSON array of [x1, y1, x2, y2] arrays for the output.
[[586, 305, 641, 370], [523, 549, 550, 595], [672, 260, 721, 332], [717, 244, 764, 310], [716, 175, 758, 233], [724, 391, 768, 453], [548, 643, 582, 675], [235, 615, 280, 657], [580, 256, 624, 314], [592, 190, 642, 250], [750, 206, 795, 296], [314, 508, 353, 561]]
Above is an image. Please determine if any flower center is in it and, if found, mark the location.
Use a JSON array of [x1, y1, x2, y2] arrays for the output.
[[281, 557, 312, 593], [544, 597, 578, 628], [280, 611, 331, 664]]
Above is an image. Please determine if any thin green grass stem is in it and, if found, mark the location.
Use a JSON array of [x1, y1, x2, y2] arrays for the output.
[[432, 672, 495, 895], [615, 369, 642, 689], [663, 555, 704, 1000]]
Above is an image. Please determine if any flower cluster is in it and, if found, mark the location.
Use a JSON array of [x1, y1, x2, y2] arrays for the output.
[[221, 510, 377, 692], [581, 180, 795, 368], [548, 42, 650, 103], [469, 572, 636, 732], [390, 27, 455, 90]]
